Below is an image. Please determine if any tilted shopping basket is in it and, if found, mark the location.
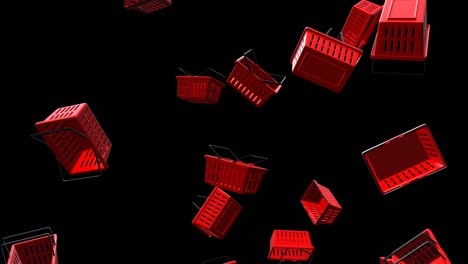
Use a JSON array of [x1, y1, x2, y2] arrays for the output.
[[300, 180, 342, 226], [340, 0, 382, 49], [124, 0, 172, 14], [290, 27, 363, 93], [1, 227, 58, 264], [227, 49, 286, 108], [268, 230, 314, 262], [362, 124, 446, 195], [204, 145, 268, 195], [380, 229, 451, 264], [176, 68, 226, 104], [370, 0, 430, 74], [192, 187, 242, 240], [31, 103, 112, 182]]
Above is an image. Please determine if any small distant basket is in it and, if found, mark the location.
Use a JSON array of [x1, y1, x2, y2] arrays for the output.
[[227, 49, 286, 108], [268, 230, 314, 263], [300, 180, 342, 226], [176, 68, 226, 104], [204, 145, 268, 195], [192, 187, 242, 240]]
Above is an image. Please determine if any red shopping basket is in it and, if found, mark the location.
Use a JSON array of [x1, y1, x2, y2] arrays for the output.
[[31, 103, 112, 182], [340, 0, 382, 49], [300, 180, 342, 226], [371, 0, 430, 62], [380, 229, 451, 264], [227, 49, 286, 108], [362, 124, 446, 195], [290, 27, 363, 93], [124, 0, 171, 14], [1, 227, 58, 264], [268, 230, 314, 262], [204, 145, 268, 195], [176, 68, 226, 104], [370, 0, 429, 74], [192, 187, 242, 240]]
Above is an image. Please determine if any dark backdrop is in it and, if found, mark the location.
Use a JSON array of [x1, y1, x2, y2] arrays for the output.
[[7, 0, 455, 263]]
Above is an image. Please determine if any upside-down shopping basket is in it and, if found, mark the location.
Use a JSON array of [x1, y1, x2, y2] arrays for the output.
[[291, 27, 363, 93], [176, 68, 226, 104], [227, 49, 286, 108], [340, 0, 382, 49], [268, 230, 314, 262], [371, 0, 430, 62], [31, 103, 112, 181], [1, 227, 58, 264], [300, 180, 342, 226], [370, 0, 430, 75], [204, 145, 268, 195], [362, 124, 446, 195], [380, 229, 451, 264], [192, 187, 242, 240], [124, 0, 172, 14]]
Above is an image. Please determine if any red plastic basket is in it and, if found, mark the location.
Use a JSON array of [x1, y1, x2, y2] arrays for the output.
[[340, 0, 382, 49], [176, 68, 226, 104], [300, 180, 342, 226], [192, 187, 242, 240], [227, 49, 285, 108], [2, 228, 58, 264], [124, 0, 171, 13], [33, 103, 112, 178], [371, 0, 429, 61], [362, 124, 446, 195], [380, 229, 451, 264], [204, 145, 268, 195], [290, 27, 363, 93], [268, 230, 314, 262]]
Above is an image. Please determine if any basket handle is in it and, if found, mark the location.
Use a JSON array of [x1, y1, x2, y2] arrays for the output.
[[208, 144, 240, 161], [178, 68, 195, 76], [276, 249, 314, 264], [30, 127, 87, 144], [241, 49, 258, 73], [192, 195, 208, 210], [382, 232, 440, 264], [383, 241, 445, 264], [240, 49, 286, 86], [198, 68, 226, 81], [238, 154, 268, 165], [263, 73, 287, 86], [1, 227, 56, 264], [202, 256, 230, 264]]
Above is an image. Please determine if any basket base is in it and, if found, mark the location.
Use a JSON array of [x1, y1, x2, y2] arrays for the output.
[[371, 59, 427, 76]]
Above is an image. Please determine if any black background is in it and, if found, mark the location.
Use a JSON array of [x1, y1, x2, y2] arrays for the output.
[[7, 0, 456, 263]]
